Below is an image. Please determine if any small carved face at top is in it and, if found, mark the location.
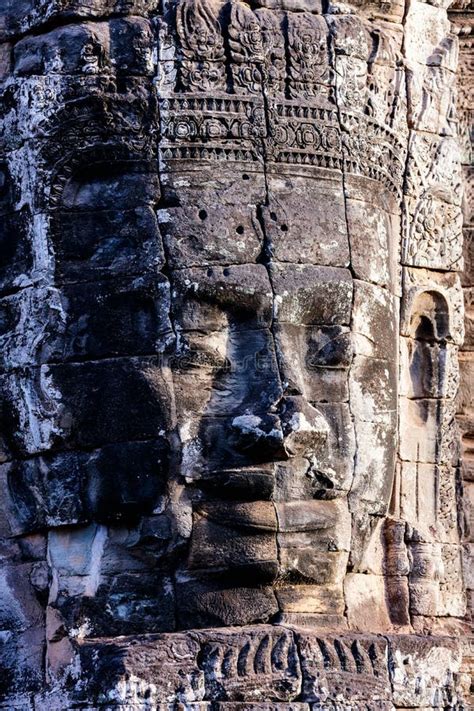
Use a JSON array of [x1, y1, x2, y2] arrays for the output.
[[241, 20, 265, 61], [177, 0, 225, 63], [194, 27, 219, 57], [296, 29, 324, 66], [80, 41, 102, 74]]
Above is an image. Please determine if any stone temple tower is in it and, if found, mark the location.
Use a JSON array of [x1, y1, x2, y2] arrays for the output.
[[0, 0, 473, 707]]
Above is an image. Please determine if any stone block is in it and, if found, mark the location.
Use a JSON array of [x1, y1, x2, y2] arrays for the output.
[[173, 328, 281, 418], [0, 626, 44, 696], [178, 414, 283, 480], [271, 264, 353, 327], [439, 544, 466, 618], [385, 576, 412, 628], [61, 168, 159, 213], [76, 632, 204, 706], [175, 580, 279, 630], [349, 355, 397, 421], [327, 14, 371, 61], [0, 277, 173, 369], [158, 168, 266, 267], [2, 1, 160, 40], [84, 439, 170, 523], [57, 275, 173, 361], [463, 479, 474, 540], [350, 411, 398, 508], [317, 402, 356, 493], [188, 504, 278, 581], [63, 572, 176, 637], [275, 584, 345, 615], [0, 438, 170, 535], [273, 324, 351, 404], [403, 400, 433, 469], [464, 287, 474, 349], [52, 206, 164, 282], [463, 542, 474, 590], [263, 173, 349, 267], [407, 62, 457, 136], [0, 42, 11, 82], [356, 516, 386, 576], [276, 499, 350, 584], [462, 226, 474, 288], [400, 462, 434, 529], [457, 352, 474, 417], [297, 631, 391, 705], [8, 358, 176, 454], [0, 210, 32, 295], [196, 466, 275, 501], [400, 338, 459, 401], [98, 516, 174, 576], [14, 22, 111, 76], [0, 455, 85, 536], [403, 195, 463, 271], [171, 264, 273, 332], [278, 542, 348, 584], [275, 498, 350, 540], [0, 287, 63, 371], [48, 525, 176, 636], [48, 524, 107, 579], [196, 625, 301, 702], [0, 563, 45, 695], [404, 133, 462, 207], [388, 635, 463, 708], [404, 2, 452, 68], [346, 199, 399, 291], [344, 173, 402, 219], [352, 280, 399, 359], [48, 357, 174, 450], [407, 540, 443, 617], [269, 407, 356, 503], [0, 368, 61, 457], [344, 573, 394, 632]]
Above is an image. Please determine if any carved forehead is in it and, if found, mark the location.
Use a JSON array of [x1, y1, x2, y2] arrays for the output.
[[171, 263, 353, 328]]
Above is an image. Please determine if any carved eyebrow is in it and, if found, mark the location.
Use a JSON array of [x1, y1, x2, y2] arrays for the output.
[[174, 266, 274, 311]]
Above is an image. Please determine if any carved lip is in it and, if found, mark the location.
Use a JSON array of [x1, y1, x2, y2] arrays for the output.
[[196, 465, 346, 501], [196, 467, 276, 499], [195, 500, 278, 531]]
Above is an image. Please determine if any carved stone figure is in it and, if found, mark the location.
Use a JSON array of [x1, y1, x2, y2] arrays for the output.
[[0, 0, 472, 708]]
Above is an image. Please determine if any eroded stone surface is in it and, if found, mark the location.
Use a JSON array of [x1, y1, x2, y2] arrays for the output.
[[0, 0, 472, 706]]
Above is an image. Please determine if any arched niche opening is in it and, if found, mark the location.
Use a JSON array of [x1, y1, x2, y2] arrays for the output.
[[396, 288, 459, 618], [398, 289, 454, 542], [407, 290, 451, 402]]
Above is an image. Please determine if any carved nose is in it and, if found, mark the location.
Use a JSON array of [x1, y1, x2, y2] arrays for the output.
[[279, 396, 329, 458], [231, 397, 329, 461], [231, 413, 285, 458]]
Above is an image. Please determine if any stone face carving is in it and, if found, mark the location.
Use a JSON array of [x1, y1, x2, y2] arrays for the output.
[[0, 0, 472, 707]]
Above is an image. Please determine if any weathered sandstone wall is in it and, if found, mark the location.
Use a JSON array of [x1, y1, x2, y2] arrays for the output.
[[0, 0, 472, 707]]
